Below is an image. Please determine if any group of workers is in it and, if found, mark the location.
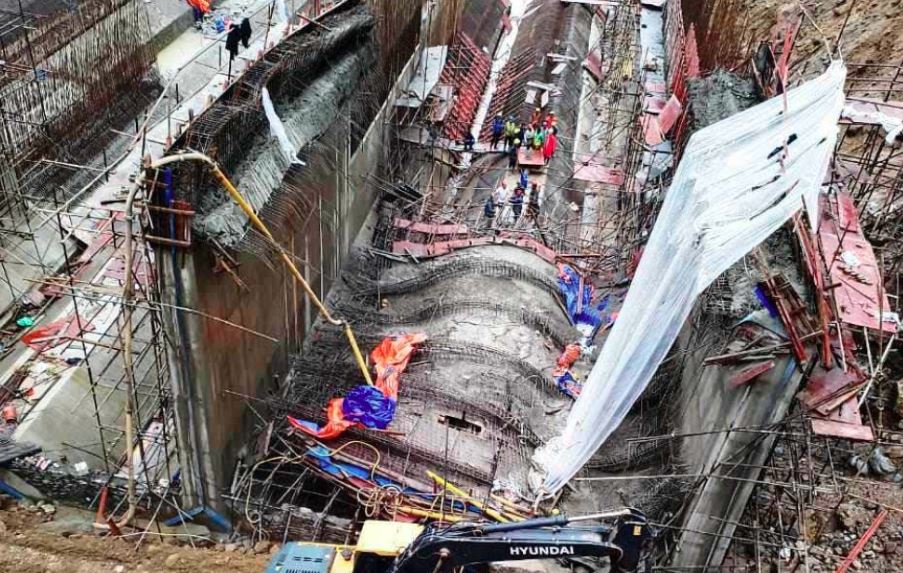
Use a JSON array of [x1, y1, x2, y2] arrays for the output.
[[478, 108, 557, 229], [455, 108, 557, 230], [490, 108, 559, 169], [483, 171, 542, 229]]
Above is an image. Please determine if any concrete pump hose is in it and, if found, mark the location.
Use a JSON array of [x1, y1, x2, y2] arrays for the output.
[[148, 153, 374, 386]]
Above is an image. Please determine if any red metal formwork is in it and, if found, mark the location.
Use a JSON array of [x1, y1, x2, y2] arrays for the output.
[[662, 1, 698, 160], [818, 192, 895, 334], [438, 32, 492, 142]]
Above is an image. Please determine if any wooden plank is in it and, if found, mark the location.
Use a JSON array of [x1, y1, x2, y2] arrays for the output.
[[729, 360, 776, 388], [798, 367, 864, 410], [811, 418, 874, 441]]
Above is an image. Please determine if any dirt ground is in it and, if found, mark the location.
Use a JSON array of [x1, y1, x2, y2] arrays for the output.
[[739, 0, 903, 87], [0, 503, 271, 573]]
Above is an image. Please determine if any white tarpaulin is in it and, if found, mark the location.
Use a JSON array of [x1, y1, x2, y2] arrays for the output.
[[536, 61, 847, 494], [261, 87, 303, 166], [842, 101, 903, 144]]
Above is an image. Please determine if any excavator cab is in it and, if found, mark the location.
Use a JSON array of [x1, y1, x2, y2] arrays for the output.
[[267, 509, 652, 573], [266, 521, 423, 573]]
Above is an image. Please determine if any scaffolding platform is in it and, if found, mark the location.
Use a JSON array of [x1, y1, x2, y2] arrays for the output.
[[518, 148, 545, 168]]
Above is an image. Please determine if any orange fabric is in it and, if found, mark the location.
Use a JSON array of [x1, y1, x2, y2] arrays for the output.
[[552, 343, 581, 376], [22, 316, 93, 352], [558, 344, 581, 369], [289, 398, 355, 440], [187, 0, 210, 13], [369, 333, 427, 400], [288, 333, 426, 440]]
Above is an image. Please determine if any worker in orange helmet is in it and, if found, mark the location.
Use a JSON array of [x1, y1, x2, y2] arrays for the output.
[[530, 107, 542, 126]]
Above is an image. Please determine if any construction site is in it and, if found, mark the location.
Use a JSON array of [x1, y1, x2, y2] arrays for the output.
[[1, 0, 903, 571]]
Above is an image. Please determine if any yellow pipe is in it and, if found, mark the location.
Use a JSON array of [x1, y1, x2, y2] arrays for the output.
[[209, 168, 374, 386], [427, 470, 510, 523], [490, 494, 531, 520], [148, 153, 373, 386], [398, 506, 466, 522]]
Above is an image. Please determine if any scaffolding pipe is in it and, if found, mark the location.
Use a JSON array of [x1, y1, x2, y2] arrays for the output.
[[94, 181, 142, 533]]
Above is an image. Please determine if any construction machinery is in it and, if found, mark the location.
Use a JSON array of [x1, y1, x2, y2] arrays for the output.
[[266, 509, 652, 573]]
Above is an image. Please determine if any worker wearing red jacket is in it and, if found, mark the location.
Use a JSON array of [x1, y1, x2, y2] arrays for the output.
[[187, 0, 210, 28], [543, 130, 558, 164]]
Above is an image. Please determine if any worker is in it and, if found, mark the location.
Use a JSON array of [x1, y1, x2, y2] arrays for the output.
[[493, 180, 510, 226], [532, 127, 544, 151], [482, 196, 496, 230], [463, 131, 475, 152], [510, 186, 525, 222], [187, 0, 210, 29], [544, 111, 557, 130], [542, 129, 558, 164], [524, 124, 535, 148], [508, 139, 520, 169], [504, 117, 518, 149], [490, 114, 504, 150], [530, 107, 542, 126], [518, 123, 526, 147], [518, 167, 529, 190], [527, 182, 542, 220], [493, 180, 508, 206]]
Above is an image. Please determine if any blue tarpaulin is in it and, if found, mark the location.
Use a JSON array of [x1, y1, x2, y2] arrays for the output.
[[304, 446, 473, 512], [558, 265, 591, 320], [342, 385, 396, 429], [558, 265, 606, 336], [306, 445, 397, 486], [555, 371, 581, 398]]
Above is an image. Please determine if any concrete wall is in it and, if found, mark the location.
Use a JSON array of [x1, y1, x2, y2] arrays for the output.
[[545, 4, 593, 219], [669, 303, 805, 569], [158, 44, 422, 511], [14, 366, 126, 468]]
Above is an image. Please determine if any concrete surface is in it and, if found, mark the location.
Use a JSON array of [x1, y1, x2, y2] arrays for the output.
[[157, 28, 422, 509], [14, 365, 128, 468]]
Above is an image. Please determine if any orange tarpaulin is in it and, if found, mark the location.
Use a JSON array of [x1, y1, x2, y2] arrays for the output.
[[288, 333, 426, 440], [369, 333, 427, 399], [288, 398, 355, 441]]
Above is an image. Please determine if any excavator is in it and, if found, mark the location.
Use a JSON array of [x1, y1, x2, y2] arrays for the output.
[[266, 509, 652, 573]]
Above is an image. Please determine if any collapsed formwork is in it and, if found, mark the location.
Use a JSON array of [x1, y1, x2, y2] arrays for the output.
[[0, 0, 901, 568]]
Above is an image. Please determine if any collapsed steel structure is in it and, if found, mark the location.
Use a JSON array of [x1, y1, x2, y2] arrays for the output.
[[0, 2, 901, 572]]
